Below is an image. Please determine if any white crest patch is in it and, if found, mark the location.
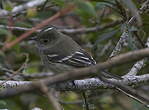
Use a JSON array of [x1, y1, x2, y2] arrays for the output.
[[44, 27, 53, 32]]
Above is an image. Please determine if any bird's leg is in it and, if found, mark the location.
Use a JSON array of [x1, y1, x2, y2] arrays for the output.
[[82, 91, 90, 110], [71, 80, 76, 88], [71, 80, 90, 110]]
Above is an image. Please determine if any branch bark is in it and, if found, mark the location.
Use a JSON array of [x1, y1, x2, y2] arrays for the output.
[[0, 48, 149, 97]]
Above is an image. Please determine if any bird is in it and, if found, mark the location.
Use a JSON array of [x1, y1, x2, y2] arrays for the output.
[[34, 27, 96, 73], [32, 26, 149, 109], [32, 27, 117, 78], [33, 26, 97, 110]]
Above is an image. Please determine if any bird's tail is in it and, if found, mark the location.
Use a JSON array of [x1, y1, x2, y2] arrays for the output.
[[101, 70, 122, 80]]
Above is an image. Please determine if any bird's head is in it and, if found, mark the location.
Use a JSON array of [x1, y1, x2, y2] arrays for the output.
[[32, 27, 61, 50]]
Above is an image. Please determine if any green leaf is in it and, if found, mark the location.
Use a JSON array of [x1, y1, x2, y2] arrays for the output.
[[95, 29, 118, 44], [25, 67, 38, 74], [95, 2, 113, 10], [75, 1, 96, 18], [0, 29, 11, 36], [51, 0, 65, 7], [0, 100, 7, 108], [3, 1, 13, 11]]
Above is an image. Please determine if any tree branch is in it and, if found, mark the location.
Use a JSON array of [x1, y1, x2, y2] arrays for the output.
[[110, 31, 128, 57], [123, 38, 149, 77], [0, 74, 148, 97], [0, 48, 149, 97]]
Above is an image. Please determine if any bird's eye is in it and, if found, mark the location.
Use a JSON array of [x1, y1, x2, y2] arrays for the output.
[[42, 39, 49, 44]]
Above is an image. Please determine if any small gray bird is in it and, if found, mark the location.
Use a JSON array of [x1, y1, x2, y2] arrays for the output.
[[35, 27, 96, 74]]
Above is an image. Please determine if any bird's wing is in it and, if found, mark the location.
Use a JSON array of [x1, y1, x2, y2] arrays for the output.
[[47, 51, 96, 67]]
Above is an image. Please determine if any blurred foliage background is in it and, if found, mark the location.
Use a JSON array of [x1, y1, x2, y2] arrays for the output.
[[0, 0, 149, 110]]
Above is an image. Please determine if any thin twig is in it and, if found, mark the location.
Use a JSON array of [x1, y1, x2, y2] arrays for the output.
[[59, 20, 122, 34], [0, 20, 122, 34]]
